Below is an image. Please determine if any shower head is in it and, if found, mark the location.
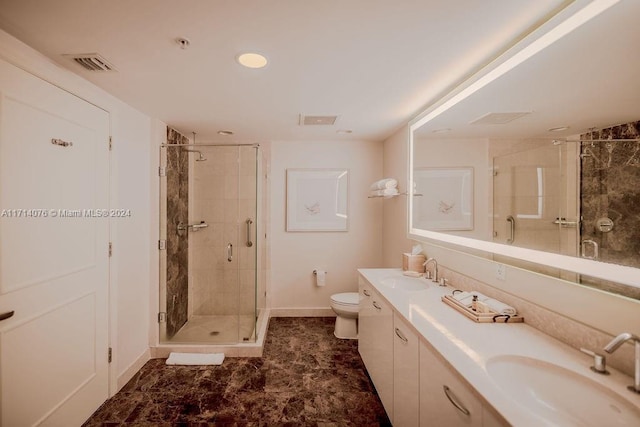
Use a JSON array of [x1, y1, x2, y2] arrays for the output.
[[182, 148, 207, 162]]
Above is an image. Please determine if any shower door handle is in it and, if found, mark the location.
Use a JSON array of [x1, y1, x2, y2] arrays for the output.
[[246, 218, 253, 247], [581, 239, 599, 260], [506, 215, 515, 244], [227, 243, 233, 262]]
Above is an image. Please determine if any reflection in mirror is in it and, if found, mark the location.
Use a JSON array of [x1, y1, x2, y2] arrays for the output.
[[409, 0, 640, 300]]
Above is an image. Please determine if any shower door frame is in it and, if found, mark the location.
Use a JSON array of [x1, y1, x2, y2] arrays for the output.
[[159, 142, 260, 345]]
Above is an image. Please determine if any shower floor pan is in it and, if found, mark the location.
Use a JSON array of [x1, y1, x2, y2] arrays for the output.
[[152, 309, 270, 358]]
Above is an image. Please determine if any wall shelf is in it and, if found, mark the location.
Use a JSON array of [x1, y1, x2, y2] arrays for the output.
[[368, 192, 423, 199]]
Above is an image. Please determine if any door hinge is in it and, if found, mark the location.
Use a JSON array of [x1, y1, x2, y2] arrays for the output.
[[158, 312, 167, 323], [158, 166, 166, 177], [158, 239, 167, 250], [108, 347, 112, 363], [108, 242, 113, 257], [109, 136, 113, 151]]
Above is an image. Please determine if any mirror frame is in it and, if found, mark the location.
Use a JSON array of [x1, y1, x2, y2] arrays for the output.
[[407, 0, 639, 289]]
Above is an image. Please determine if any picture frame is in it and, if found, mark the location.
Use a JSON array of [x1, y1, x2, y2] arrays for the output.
[[413, 167, 473, 230], [286, 168, 349, 231]]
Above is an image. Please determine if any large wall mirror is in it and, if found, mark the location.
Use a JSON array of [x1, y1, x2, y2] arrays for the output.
[[409, 0, 639, 299]]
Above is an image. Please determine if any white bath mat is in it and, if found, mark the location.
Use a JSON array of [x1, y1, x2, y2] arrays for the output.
[[165, 352, 225, 366]]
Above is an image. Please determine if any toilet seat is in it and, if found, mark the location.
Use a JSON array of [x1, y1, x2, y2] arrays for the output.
[[330, 292, 359, 306]]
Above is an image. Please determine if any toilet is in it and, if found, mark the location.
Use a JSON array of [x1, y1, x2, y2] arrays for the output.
[[330, 292, 359, 339]]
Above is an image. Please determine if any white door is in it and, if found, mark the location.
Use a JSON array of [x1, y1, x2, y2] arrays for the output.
[[0, 60, 110, 426]]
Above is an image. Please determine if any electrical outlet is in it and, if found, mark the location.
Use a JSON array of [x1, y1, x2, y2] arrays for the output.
[[496, 263, 506, 281]]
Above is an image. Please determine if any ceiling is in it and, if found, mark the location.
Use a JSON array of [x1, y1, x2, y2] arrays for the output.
[[0, 0, 584, 143]]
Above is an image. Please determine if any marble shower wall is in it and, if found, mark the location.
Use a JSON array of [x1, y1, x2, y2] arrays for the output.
[[580, 121, 640, 299], [165, 127, 189, 337]]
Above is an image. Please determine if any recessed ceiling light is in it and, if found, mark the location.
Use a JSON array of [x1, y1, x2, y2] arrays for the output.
[[548, 126, 570, 132], [237, 53, 268, 69], [336, 130, 352, 134], [218, 130, 234, 136]]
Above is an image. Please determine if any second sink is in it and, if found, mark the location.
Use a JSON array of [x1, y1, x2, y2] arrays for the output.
[[486, 355, 640, 426]]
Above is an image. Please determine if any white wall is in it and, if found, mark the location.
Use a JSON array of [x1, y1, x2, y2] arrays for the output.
[[0, 30, 152, 393], [382, 126, 412, 267], [269, 140, 383, 314], [110, 105, 152, 388]]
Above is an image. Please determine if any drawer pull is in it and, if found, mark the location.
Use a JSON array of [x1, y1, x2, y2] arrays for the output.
[[394, 327, 408, 343], [0, 311, 15, 321], [372, 301, 382, 310], [363, 289, 371, 296], [443, 385, 470, 416]]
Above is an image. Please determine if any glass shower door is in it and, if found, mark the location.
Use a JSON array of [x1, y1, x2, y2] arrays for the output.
[[160, 143, 257, 344]]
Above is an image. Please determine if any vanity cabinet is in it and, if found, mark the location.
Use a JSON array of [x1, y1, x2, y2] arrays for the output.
[[393, 312, 420, 426], [358, 278, 394, 421], [419, 339, 483, 427]]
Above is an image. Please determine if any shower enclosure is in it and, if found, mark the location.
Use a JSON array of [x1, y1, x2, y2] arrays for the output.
[[159, 129, 264, 344]]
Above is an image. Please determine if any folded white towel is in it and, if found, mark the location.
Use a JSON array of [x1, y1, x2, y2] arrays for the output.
[[370, 188, 399, 197], [452, 291, 472, 301], [370, 178, 398, 190], [455, 291, 489, 306], [165, 352, 225, 366], [483, 298, 517, 316]]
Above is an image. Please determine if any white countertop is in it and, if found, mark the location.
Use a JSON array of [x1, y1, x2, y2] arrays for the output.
[[358, 268, 640, 427]]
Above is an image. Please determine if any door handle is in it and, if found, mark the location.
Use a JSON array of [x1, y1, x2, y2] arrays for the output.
[[443, 385, 471, 416], [0, 311, 15, 321], [581, 239, 599, 260], [506, 215, 515, 244], [246, 218, 253, 247], [227, 243, 233, 262], [394, 327, 409, 343]]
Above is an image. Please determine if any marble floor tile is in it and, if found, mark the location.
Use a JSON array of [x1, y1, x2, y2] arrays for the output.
[[84, 317, 391, 426]]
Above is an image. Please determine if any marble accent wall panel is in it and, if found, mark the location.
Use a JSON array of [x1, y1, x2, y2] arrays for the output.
[[580, 121, 640, 299], [165, 127, 189, 337]]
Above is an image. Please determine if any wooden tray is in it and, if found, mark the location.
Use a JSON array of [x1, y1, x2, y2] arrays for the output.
[[442, 295, 524, 323]]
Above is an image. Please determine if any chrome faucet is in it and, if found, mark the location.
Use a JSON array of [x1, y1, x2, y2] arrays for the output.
[[423, 258, 438, 283], [604, 332, 640, 394]]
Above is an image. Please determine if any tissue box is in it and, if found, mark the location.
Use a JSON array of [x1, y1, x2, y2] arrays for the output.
[[403, 253, 426, 273]]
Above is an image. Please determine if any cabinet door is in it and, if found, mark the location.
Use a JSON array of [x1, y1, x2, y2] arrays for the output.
[[358, 279, 394, 422], [419, 340, 482, 427], [394, 313, 420, 427], [358, 279, 375, 368]]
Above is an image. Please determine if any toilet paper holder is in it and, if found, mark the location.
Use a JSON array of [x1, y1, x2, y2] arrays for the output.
[[313, 270, 328, 275]]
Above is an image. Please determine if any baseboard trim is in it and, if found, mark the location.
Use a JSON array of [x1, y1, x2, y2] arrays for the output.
[[116, 348, 150, 392], [270, 308, 335, 317]]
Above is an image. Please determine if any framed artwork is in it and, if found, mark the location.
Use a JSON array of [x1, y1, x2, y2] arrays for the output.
[[286, 169, 349, 231], [413, 167, 473, 230]]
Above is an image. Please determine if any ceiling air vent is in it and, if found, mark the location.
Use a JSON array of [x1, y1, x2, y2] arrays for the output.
[[299, 115, 338, 126], [63, 53, 116, 72], [470, 112, 531, 125]]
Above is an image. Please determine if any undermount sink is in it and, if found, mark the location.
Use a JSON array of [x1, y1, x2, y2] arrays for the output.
[[486, 355, 640, 426], [379, 276, 428, 292]]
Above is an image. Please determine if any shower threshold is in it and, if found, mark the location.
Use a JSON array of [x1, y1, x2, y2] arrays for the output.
[[152, 309, 270, 358]]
